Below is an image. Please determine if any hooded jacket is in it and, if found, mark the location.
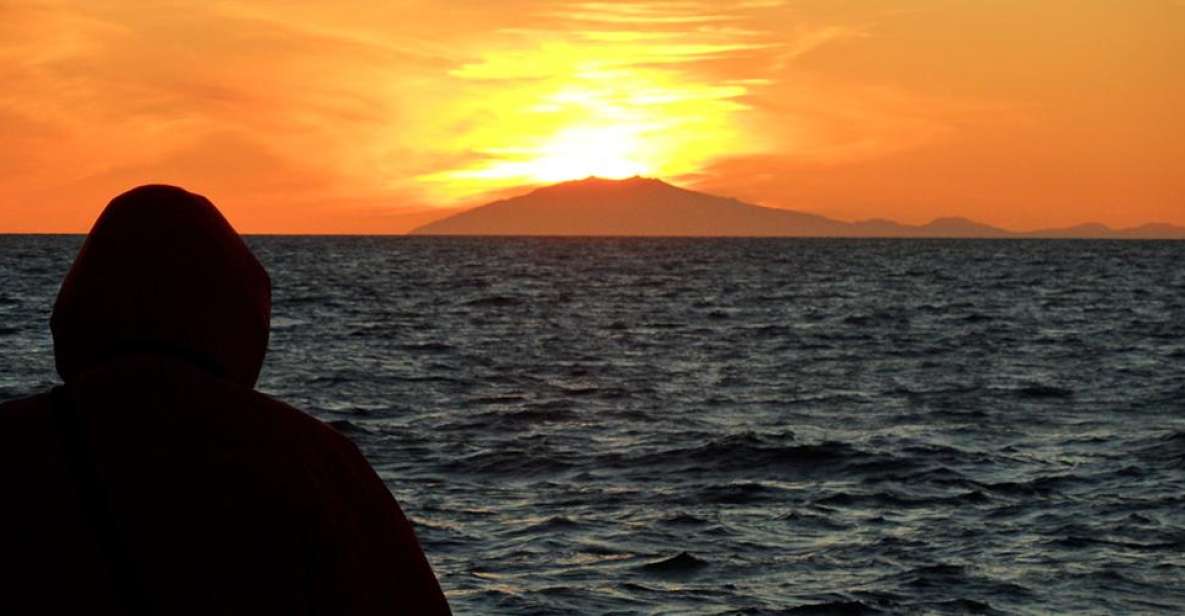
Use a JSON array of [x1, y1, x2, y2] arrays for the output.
[[0, 186, 450, 615]]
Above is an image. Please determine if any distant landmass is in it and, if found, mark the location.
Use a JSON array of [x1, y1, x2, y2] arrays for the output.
[[410, 177, 1185, 239]]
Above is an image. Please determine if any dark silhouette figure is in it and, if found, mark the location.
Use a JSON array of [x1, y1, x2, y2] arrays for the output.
[[0, 186, 450, 614]]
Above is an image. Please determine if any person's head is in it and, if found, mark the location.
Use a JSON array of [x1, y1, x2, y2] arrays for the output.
[[51, 185, 271, 387]]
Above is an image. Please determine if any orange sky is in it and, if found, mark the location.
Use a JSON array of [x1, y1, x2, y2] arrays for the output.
[[1, 1, 1182, 233]]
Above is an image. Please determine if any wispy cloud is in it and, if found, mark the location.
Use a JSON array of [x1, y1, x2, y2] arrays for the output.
[[552, 2, 739, 24]]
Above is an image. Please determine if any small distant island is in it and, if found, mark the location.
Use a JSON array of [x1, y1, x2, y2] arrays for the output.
[[410, 177, 1185, 239]]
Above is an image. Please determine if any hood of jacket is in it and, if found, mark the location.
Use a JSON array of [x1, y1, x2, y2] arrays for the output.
[[51, 185, 271, 387]]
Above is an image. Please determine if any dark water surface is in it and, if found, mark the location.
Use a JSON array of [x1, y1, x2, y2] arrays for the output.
[[3, 236, 1184, 614]]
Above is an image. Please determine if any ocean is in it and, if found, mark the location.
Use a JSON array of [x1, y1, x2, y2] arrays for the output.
[[2, 235, 1184, 614]]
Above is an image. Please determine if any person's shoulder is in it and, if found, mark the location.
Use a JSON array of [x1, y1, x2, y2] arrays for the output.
[[241, 389, 365, 456], [0, 391, 52, 423], [0, 392, 55, 465]]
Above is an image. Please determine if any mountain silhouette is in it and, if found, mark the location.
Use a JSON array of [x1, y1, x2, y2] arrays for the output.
[[409, 177, 1185, 239]]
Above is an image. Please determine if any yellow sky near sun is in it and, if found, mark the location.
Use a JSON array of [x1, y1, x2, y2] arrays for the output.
[[0, 0, 1182, 232]]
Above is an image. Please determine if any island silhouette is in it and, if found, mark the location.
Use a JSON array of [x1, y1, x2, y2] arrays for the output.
[[410, 177, 1185, 239]]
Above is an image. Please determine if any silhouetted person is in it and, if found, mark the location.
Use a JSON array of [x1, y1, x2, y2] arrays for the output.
[[0, 185, 451, 614]]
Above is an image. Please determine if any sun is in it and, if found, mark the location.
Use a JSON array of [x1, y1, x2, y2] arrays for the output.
[[423, 123, 652, 185], [511, 125, 652, 182], [421, 120, 661, 187]]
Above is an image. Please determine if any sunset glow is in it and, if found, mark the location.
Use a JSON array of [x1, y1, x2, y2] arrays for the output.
[[0, 1, 1182, 232], [419, 36, 760, 196], [439, 125, 653, 183]]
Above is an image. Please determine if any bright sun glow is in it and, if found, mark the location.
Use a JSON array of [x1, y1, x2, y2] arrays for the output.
[[415, 38, 765, 203], [512, 124, 654, 182], [442, 124, 652, 183]]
